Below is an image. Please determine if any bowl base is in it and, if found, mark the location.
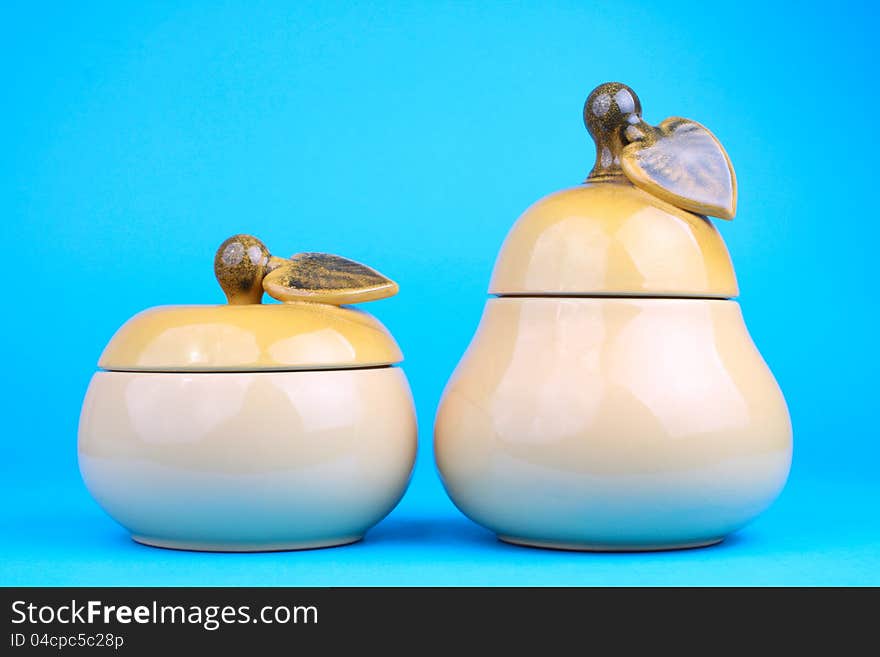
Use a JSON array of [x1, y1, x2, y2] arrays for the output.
[[131, 534, 363, 552], [498, 535, 724, 552]]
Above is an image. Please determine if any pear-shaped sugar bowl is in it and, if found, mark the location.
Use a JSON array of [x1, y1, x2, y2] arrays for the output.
[[434, 84, 792, 551]]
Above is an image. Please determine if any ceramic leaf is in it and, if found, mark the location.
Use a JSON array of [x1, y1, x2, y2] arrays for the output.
[[621, 117, 737, 219], [263, 252, 398, 305]]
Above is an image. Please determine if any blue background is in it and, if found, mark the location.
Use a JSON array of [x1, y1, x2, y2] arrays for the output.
[[3, 1, 878, 586]]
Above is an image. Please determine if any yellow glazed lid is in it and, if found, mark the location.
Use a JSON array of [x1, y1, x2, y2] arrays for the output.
[[99, 303, 402, 372], [99, 235, 402, 372], [490, 83, 739, 299]]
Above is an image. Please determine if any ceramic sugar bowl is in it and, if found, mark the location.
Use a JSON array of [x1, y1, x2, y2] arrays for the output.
[[435, 83, 792, 551], [79, 235, 417, 551]]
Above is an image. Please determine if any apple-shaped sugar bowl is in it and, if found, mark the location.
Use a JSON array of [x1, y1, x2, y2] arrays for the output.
[[79, 235, 417, 551], [435, 83, 792, 551]]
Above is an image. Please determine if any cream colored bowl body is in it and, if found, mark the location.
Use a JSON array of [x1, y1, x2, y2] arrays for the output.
[[79, 367, 417, 551], [434, 298, 791, 550]]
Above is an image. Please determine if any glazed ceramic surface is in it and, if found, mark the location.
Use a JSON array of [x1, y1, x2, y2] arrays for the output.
[[580, 81, 736, 219], [434, 82, 791, 550], [80, 367, 417, 551], [98, 302, 402, 372], [79, 233, 415, 551], [213, 234, 398, 305], [489, 182, 737, 298], [435, 297, 791, 550]]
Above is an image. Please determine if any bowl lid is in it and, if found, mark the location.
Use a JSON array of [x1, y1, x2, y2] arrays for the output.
[[490, 82, 739, 299], [99, 234, 402, 372], [99, 303, 402, 372], [489, 182, 738, 297]]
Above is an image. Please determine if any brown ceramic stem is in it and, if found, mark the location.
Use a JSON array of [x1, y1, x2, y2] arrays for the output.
[[583, 82, 650, 182]]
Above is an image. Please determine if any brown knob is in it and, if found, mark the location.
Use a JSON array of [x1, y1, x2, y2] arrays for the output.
[[214, 234, 276, 304], [583, 82, 649, 181]]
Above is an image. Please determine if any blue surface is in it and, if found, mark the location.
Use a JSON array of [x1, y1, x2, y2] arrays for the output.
[[2, 1, 878, 586]]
